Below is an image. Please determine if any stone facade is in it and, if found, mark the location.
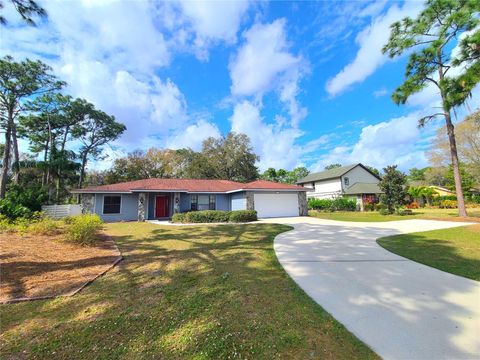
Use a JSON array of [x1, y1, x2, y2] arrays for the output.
[[173, 192, 181, 214], [245, 191, 255, 210], [80, 194, 95, 214], [298, 192, 308, 216], [138, 192, 146, 221]]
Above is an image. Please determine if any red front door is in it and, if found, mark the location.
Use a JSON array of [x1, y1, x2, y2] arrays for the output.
[[155, 196, 169, 218]]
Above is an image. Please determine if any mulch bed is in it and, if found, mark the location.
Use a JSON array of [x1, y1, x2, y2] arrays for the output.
[[0, 232, 121, 303]]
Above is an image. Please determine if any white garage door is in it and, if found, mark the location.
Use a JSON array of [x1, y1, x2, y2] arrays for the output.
[[254, 193, 299, 218]]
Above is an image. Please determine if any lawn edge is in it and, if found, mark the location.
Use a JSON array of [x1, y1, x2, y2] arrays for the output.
[[376, 225, 479, 282]]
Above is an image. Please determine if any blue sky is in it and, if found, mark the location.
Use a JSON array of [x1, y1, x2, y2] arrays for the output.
[[2, 0, 479, 172]]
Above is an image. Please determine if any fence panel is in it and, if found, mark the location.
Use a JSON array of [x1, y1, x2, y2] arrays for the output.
[[41, 204, 82, 219]]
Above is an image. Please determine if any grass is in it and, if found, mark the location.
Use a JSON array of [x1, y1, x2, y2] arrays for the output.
[[309, 207, 480, 222], [0, 222, 377, 359], [378, 224, 480, 281]]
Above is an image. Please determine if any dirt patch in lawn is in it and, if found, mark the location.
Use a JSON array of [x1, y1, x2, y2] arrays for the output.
[[0, 233, 121, 303]]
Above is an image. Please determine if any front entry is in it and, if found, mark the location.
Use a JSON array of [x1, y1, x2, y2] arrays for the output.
[[155, 195, 169, 218]]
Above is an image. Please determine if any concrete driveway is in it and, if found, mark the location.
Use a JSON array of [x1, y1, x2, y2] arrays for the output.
[[260, 217, 479, 360]]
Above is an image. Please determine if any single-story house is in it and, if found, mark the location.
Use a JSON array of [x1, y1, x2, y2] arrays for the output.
[[407, 181, 456, 197], [71, 179, 309, 222], [296, 163, 383, 211]]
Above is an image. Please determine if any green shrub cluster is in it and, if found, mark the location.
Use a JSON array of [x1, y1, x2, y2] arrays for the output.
[[308, 197, 356, 211], [432, 195, 457, 206], [438, 199, 457, 209], [28, 217, 61, 235], [65, 214, 103, 245], [0, 199, 32, 220], [228, 210, 257, 222], [171, 210, 257, 223]]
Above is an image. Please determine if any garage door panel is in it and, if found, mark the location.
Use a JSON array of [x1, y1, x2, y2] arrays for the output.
[[254, 193, 299, 218]]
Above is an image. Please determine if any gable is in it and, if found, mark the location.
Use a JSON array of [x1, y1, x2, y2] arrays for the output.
[[342, 165, 380, 185]]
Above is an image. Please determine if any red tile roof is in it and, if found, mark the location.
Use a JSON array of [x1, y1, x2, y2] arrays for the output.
[[72, 178, 307, 193], [240, 180, 307, 190]]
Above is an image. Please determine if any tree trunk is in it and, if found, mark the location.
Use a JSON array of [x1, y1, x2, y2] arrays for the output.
[[78, 151, 88, 188], [56, 126, 70, 202], [438, 62, 467, 217], [42, 137, 49, 186], [445, 115, 467, 217], [11, 123, 20, 183], [0, 118, 12, 199]]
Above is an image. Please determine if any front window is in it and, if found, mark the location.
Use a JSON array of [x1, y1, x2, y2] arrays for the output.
[[209, 195, 216, 210], [191, 195, 216, 211], [344, 177, 349, 186], [191, 195, 198, 211], [103, 195, 121, 214]]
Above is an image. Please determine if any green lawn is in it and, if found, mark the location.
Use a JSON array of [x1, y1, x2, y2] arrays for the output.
[[309, 207, 480, 222], [0, 223, 377, 359], [378, 225, 480, 281]]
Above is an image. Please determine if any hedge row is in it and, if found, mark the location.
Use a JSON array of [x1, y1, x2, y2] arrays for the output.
[[171, 210, 257, 223], [307, 197, 356, 211]]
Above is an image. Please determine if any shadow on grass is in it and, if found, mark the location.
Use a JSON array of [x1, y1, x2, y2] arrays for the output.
[[0, 223, 377, 360]]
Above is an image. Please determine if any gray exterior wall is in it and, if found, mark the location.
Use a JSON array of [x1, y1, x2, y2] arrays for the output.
[[231, 192, 246, 210], [93, 193, 139, 222], [215, 194, 231, 211]]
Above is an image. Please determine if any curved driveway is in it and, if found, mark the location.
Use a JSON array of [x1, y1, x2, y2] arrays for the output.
[[261, 217, 479, 360]]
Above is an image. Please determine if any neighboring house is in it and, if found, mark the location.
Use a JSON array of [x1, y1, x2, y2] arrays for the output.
[[408, 181, 456, 196], [296, 163, 383, 211], [71, 179, 309, 222]]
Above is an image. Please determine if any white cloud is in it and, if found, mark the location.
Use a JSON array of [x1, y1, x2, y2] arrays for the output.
[[229, 19, 304, 98], [157, 0, 252, 60], [312, 111, 436, 171], [229, 101, 324, 170], [1, 0, 226, 154], [166, 119, 220, 151], [226, 19, 310, 169], [373, 87, 389, 98], [325, 2, 423, 96]]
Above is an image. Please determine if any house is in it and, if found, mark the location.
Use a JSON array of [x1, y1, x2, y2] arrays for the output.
[[71, 178, 309, 221], [407, 181, 456, 196], [296, 163, 382, 211]]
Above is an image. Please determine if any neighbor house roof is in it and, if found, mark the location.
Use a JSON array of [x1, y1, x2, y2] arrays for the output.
[[297, 163, 380, 184], [344, 182, 383, 195], [71, 178, 308, 194]]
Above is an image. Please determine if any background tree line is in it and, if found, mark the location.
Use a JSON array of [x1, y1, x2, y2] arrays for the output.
[[86, 133, 313, 186]]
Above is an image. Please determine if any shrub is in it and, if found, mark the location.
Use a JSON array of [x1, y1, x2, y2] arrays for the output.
[[379, 208, 391, 215], [184, 210, 231, 223], [171, 210, 257, 223], [432, 195, 457, 206], [229, 210, 257, 222], [65, 214, 103, 245], [470, 195, 480, 204], [0, 214, 15, 233], [439, 199, 457, 209], [364, 202, 375, 211], [4, 184, 48, 213], [308, 198, 333, 210], [171, 213, 187, 223], [0, 198, 32, 220], [332, 197, 356, 211], [376, 203, 386, 211], [27, 217, 61, 236], [395, 208, 413, 216], [406, 201, 419, 209], [308, 197, 356, 211]]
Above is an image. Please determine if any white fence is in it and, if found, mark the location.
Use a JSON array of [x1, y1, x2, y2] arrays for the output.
[[41, 204, 82, 219]]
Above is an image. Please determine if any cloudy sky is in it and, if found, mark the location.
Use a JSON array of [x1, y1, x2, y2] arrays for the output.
[[2, 0, 479, 172]]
